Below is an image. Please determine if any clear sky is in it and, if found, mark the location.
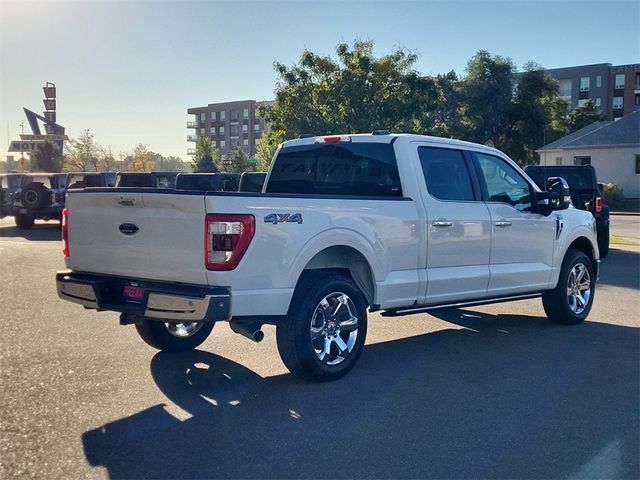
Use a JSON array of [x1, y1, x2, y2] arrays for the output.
[[1, 0, 638, 161]]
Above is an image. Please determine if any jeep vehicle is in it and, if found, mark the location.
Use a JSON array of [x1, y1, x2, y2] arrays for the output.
[[525, 165, 610, 257], [175, 173, 240, 191], [0, 173, 23, 219], [66, 172, 117, 189], [57, 133, 600, 382], [238, 172, 267, 192], [115, 171, 177, 189], [13, 173, 67, 229]]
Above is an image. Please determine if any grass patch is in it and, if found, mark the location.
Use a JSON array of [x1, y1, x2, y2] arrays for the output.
[[610, 235, 640, 246]]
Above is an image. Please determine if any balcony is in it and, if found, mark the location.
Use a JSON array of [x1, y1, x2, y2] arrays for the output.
[[187, 135, 196, 142], [187, 121, 197, 128], [187, 148, 196, 155]]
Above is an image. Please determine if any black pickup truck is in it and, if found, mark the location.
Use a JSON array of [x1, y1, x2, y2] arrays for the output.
[[525, 165, 609, 257]]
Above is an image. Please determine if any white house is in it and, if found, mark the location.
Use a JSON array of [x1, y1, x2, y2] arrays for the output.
[[537, 111, 640, 198]]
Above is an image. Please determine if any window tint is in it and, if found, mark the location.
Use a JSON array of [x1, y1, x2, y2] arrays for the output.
[[267, 143, 402, 197], [418, 147, 475, 201], [476, 153, 532, 211]]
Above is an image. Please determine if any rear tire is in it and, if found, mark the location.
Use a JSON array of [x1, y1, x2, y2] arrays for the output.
[[597, 225, 609, 258], [15, 213, 34, 230], [542, 249, 595, 325], [135, 319, 214, 352], [276, 271, 368, 382]]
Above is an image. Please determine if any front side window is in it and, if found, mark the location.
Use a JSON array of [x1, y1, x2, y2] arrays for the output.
[[475, 153, 532, 211], [418, 147, 475, 201], [267, 142, 402, 197]]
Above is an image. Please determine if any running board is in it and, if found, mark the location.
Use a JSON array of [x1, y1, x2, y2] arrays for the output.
[[382, 293, 542, 317]]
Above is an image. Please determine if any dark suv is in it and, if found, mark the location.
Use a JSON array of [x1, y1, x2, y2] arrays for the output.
[[525, 165, 610, 256], [13, 173, 67, 229]]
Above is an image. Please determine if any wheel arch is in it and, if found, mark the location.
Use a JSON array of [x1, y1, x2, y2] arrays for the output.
[[564, 235, 599, 278]]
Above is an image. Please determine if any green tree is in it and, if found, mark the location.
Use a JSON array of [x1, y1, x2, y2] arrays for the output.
[[460, 50, 516, 149], [31, 139, 62, 172], [567, 100, 605, 132], [430, 70, 464, 138], [507, 63, 569, 164], [255, 130, 283, 171], [192, 136, 220, 172], [64, 130, 98, 171], [225, 148, 253, 174], [129, 143, 154, 171], [266, 40, 440, 139]]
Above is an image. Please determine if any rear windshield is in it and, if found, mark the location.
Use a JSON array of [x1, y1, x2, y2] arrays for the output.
[[266, 142, 402, 197], [67, 173, 115, 189], [116, 174, 155, 188], [21, 175, 56, 189], [176, 174, 238, 191], [239, 173, 266, 192], [1, 175, 23, 189]]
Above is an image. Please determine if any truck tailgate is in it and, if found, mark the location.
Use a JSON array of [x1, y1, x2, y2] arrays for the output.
[[65, 191, 208, 285]]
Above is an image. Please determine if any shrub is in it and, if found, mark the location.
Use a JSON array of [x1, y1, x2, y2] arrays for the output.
[[602, 182, 624, 207]]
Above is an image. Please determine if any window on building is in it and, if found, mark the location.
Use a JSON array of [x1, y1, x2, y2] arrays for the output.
[[574, 156, 591, 166], [580, 77, 590, 92], [558, 79, 572, 98], [555, 157, 562, 165], [200, 128, 205, 135], [615, 74, 625, 89], [596, 75, 602, 88], [242, 125, 248, 133], [200, 113, 205, 122], [636, 73, 640, 87], [636, 154, 640, 174], [220, 140, 226, 149], [595, 98, 601, 107], [613, 97, 624, 109], [211, 111, 216, 121], [635, 94, 640, 106], [220, 111, 225, 121], [254, 124, 260, 132], [578, 99, 589, 108], [220, 126, 225, 135], [243, 139, 249, 147], [243, 108, 249, 118]]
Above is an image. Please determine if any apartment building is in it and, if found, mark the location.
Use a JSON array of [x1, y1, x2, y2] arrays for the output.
[[534, 63, 640, 120], [187, 100, 273, 156]]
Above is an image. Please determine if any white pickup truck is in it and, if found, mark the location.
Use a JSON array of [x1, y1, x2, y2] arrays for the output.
[[57, 133, 600, 381]]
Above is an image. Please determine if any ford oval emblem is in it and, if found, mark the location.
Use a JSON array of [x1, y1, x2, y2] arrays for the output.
[[119, 223, 139, 235]]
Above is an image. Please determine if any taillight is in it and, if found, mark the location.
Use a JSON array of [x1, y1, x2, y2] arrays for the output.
[[205, 214, 254, 270], [315, 135, 352, 144], [594, 196, 603, 213], [62, 208, 69, 257]]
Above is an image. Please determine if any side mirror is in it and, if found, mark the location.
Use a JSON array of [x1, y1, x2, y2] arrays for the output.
[[547, 176, 571, 210]]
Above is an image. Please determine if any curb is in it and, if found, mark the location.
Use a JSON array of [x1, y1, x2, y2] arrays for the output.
[[610, 212, 640, 216]]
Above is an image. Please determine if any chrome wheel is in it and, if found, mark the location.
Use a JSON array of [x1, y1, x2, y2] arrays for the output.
[[566, 262, 591, 315], [164, 322, 204, 338], [310, 292, 359, 366]]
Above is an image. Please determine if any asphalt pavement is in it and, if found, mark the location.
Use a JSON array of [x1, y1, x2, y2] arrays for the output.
[[610, 213, 640, 240], [0, 216, 638, 479]]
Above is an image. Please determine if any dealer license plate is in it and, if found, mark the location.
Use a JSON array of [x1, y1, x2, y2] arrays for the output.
[[123, 282, 145, 303]]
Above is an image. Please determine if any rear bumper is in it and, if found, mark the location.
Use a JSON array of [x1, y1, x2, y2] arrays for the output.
[[56, 271, 231, 322]]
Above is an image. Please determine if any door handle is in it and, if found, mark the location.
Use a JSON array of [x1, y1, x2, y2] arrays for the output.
[[495, 219, 512, 227], [432, 220, 453, 227]]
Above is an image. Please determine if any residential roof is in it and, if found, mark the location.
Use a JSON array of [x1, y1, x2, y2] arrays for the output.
[[538, 110, 640, 151]]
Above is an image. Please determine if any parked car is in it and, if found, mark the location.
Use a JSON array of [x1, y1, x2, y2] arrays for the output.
[[57, 133, 600, 382], [115, 172, 178, 189], [238, 172, 267, 192], [66, 172, 117, 189], [175, 173, 240, 191], [13, 173, 67, 229], [524, 165, 610, 257], [0, 173, 23, 219]]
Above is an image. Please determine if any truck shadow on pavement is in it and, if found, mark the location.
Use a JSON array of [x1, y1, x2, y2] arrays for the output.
[[599, 247, 640, 290], [0, 222, 60, 241], [82, 312, 639, 479]]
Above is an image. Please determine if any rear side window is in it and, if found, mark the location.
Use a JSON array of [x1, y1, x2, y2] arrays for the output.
[[266, 143, 402, 197], [418, 147, 475, 201], [116, 174, 154, 187], [239, 173, 266, 192]]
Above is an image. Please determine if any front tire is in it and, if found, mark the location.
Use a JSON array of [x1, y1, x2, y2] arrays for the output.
[[276, 271, 368, 382], [135, 319, 214, 352], [542, 249, 595, 325]]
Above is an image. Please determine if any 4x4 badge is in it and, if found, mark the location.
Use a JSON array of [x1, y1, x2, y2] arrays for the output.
[[264, 213, 303, 224]]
